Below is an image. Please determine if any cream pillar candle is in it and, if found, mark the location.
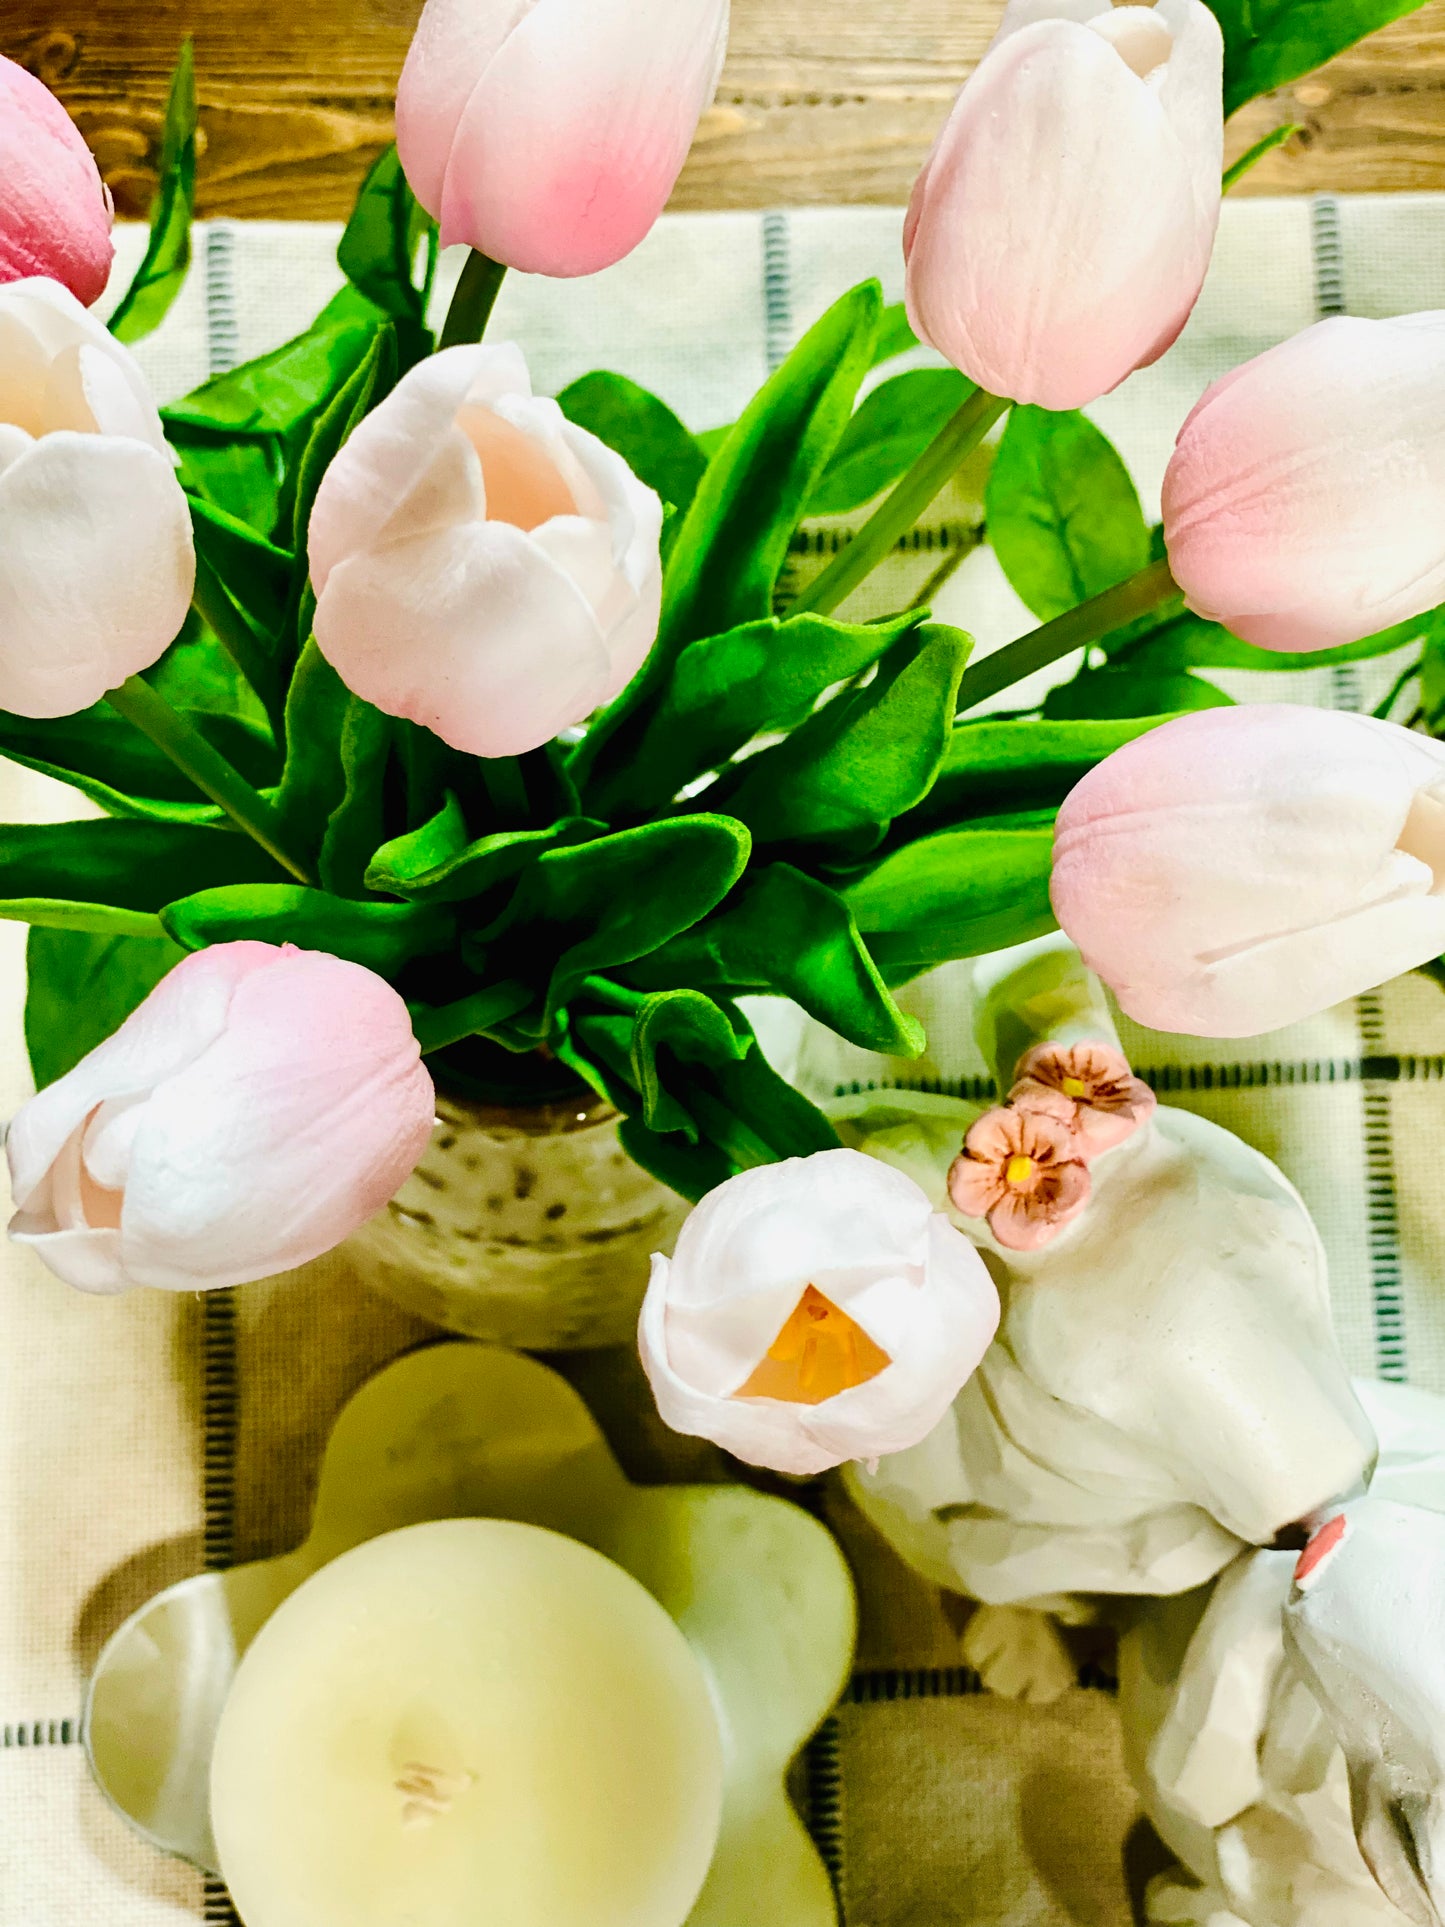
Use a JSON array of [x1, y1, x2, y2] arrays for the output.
[[209, 1519, 725, 1927]]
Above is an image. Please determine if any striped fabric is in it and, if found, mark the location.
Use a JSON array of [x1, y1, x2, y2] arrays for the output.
[[3, 199, 1445, 1926]]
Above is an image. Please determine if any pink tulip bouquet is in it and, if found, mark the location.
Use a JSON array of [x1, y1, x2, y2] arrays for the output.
[[3, 0, 1445, 1448]]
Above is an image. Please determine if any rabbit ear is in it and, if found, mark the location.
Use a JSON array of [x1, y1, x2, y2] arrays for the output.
[[1350, 1772, 1444, 1927]]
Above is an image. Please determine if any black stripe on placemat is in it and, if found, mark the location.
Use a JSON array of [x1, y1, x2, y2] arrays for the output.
[[791, 519, 986, 559], [761, 210, 793, 374], [204, 1881, 243, 1925], [202, 1290, 240, 1571], [1358, 996, 1409, 1382], [204, 223, 240, 376], [1, 1720, 77, 1748], [844, 1663, 1114, 1704], [1312, 194, 1347, 318], [834, 1056, 1445, 1105], [804, 1717, 846, 1903]]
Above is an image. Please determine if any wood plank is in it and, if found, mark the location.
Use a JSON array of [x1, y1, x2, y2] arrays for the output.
[[5, 0, 1445, 221]]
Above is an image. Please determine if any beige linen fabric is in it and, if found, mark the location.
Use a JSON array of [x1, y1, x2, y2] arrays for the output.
[[4, 200, 1445, 1926]]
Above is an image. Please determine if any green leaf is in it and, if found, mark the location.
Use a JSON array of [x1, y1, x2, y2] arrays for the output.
[[809, 368, 973, 516], [0, 703, 277, 824], [1211, 0, 1430, 118], [557, 372, 706, 514], [337, 146, 435, 327], [25, 927, 187, 1088], [1042, 667, 1233, 719], [1110, 602, 1443, 673], [871, 301, 921, 368], [618, 1114, 738, 1202], [366, 802, 606, 906], [845, 821, 1058, 982], [986, 406, 1150, 622], [189, 496, 292, 644], [163, 315, 383, 438], [898, 713, 1184, 832], [718, 622, 971, 846], [108, 41, 197, 343], [0, 819, 288, 933], [162, 884, 453, 975], [629, 862, 925, 1057], [1223, 122, 1301, 189], [490, 816, 751, 1029], [587, 609, 921, 818], [274, 640, 352, 866], [289, 325, 397, 558], [571, 280, 884, 790], [317, 698, 395, 898]]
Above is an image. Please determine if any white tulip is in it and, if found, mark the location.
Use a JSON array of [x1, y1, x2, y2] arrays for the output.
[[308, 342, 662, 757], [0, 278, 194, 716], [639, 1148, 1000, 1476]]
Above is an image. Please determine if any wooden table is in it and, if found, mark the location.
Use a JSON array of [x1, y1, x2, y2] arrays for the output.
[[4, 0, 1444, 220]]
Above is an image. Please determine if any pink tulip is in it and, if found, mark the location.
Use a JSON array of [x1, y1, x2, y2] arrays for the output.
[[1163, 313, 1445, 651], [6, 943, 436, 1294], [309, 342, 662, 757], [904, 0, 1222, 411], [396, 0, 730, 277], [0, 56, 114, 307], [1051, 706, 1445, 1037]]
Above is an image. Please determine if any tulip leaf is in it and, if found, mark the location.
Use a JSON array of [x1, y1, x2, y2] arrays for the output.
[[1107, 602, 1445, 673], [628, 989, 842, 1178], [896, 713, 1184, 836], [871, 302, 921, 368], [1042, 667, 1233, 719], [337, 145, 436, 331], [588, 609, 923, 818], [986, 407, 1151, 623], [845, 820, 1058, 983], [0, 706, 275, 826], [0, 819, 289, 937], [1210, 0, 1430, 118], [716, 622, 972, 847], [189, 497, 293, 644], [1223, 122, 1302, 190], [107, 40, 197, 344], [557, 373, 707, 514], [571, 279, 884, 791], [628, 862, 925, 1058], [366, 803, 606, 907], [274, 640, 353, 867], [24, 928, 187, 1089], [809, 368, 975, 516], [487, 817, 752, 1030], [162, 884, 455, 975]]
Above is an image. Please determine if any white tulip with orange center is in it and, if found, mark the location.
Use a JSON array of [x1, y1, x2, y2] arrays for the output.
[[638, 1148, 1001, 1476], [308, 341, 663, 757]]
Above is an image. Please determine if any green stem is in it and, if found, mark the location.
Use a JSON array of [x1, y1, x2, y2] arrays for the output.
[[439, 250, 507, 350], [190, 554, 281, 723], [104, 675, 312, 884], [955, 557, 1179, 713], [411, 980, 532, 1055], [480, 756, 529, 824], [688, 1089, 777, 1172], [792, 387, 1010, 618]]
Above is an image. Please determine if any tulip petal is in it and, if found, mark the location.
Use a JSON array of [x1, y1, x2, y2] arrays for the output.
[[438, 0, 730, 275], [0, 431, 193, 716], [116, 951, 435, 1291], [395, 0, 534, 216], [0, 57, 114, 307], [314, 517, 613, 757]]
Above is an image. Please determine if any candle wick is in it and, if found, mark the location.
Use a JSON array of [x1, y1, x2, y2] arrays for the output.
[[394, 1761, 474, 1830]]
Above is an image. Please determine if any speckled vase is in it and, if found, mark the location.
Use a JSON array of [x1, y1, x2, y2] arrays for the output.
[[344, 1092, 688, 1349]]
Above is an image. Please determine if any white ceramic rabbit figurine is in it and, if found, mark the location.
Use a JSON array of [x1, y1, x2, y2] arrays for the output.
[[1121, 1377, 1445, 1927], [837, 936, 1377, 1699]]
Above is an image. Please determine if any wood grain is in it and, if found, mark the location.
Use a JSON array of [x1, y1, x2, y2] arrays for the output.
[[4, 0, 1444, 221]]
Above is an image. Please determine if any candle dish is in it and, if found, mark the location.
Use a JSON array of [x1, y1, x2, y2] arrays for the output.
[[84, 1342, 856, 1927]]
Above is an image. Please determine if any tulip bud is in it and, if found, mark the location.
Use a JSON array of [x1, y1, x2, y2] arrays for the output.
[[638, 1148, 1001, 1476], [6, 943, 436, 1294], [396, 0, 730, 277], [904, 0, 1223, 411], [1163, 313, 1445, 651], [1050, 705, 1445, 1037], [308, 341, 662, 757], [0, 56, 114, 307], [0, 278, 195, 717]]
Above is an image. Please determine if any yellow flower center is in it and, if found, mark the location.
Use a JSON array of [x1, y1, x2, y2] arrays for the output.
[[1061, 1076, 1088, 1099], [734, 1284, 891, 1406], [1005, 1154, 1037, 1186]]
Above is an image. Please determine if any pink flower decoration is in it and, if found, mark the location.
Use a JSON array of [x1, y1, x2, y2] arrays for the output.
[[947, 1107, 1090, 1252], [1008, 1041, 1156, 1159]]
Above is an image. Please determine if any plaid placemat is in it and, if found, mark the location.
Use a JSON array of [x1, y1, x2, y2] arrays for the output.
[[5, 198, 1445, 1927]]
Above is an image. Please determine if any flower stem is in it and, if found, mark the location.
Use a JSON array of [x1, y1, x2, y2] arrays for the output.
[[191, 553, 282, 724], [104, 675, 312, 884], [439, 250, 507, 351], [410, 980, 532, 1055], [792, 387, 1010, 618], [955, 557, 1179, 713]]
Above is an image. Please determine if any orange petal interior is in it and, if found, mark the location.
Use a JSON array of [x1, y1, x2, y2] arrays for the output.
[[734, 1284, 892, 1406]]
